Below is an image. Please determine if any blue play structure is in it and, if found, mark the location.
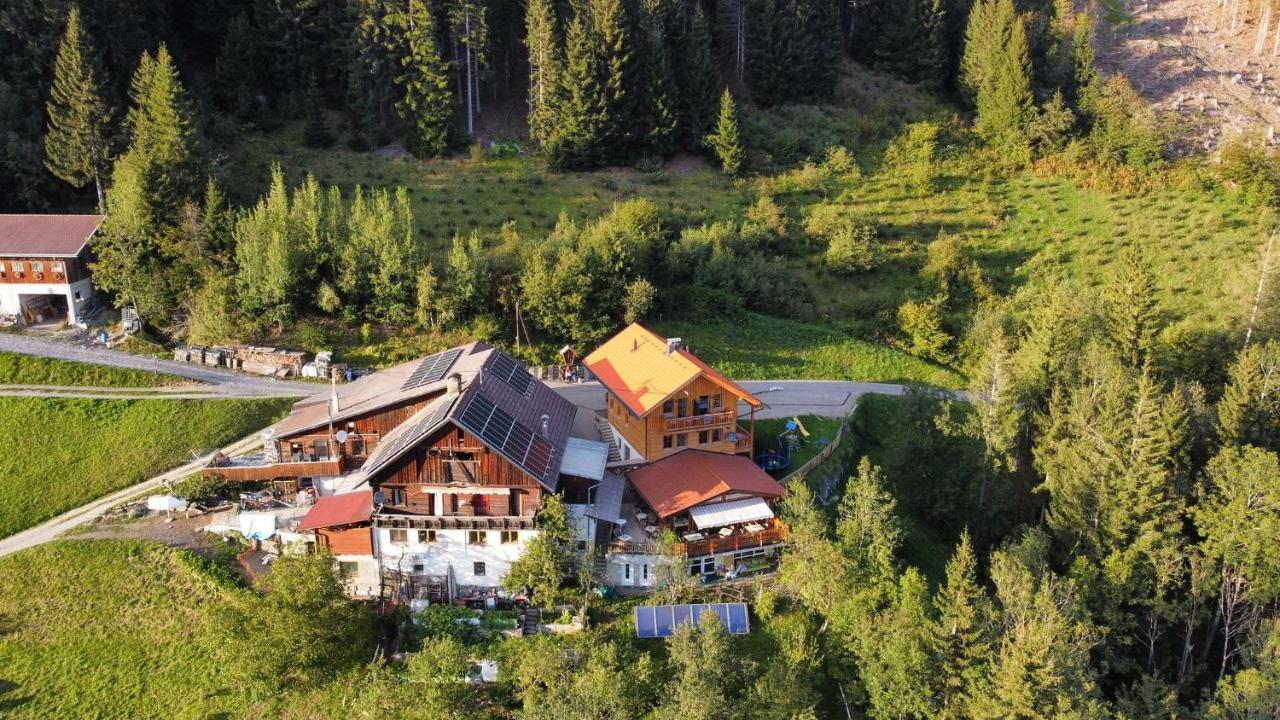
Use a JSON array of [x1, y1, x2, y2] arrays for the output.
[[754, 419, 804, 472]]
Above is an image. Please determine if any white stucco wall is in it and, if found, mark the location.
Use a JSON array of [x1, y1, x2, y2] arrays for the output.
[[606, 422, 644, 463], [0, 276, 94, 323], [607, 553, 659, 588], [335, 555, 381, 597], [375, 526, 536, 588]]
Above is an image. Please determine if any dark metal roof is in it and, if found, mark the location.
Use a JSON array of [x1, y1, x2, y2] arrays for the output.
[[345, 346, 575, 491]]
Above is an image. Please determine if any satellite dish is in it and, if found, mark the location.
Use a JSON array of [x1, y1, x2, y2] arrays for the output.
[[336, 430, 349, 443], [373, 490, 386, 505]]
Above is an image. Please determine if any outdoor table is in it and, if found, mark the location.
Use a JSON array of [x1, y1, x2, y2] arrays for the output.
[[683, 532, 704, 542], [644, 525, 660, 535], [635, 512, 648, 521], [617, 533, 632, 543], [744, 522, 764, 533], [718, 527, 734, 537]]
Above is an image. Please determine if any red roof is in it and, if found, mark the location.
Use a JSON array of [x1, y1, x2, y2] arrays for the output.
[[297, 490, 374, 531], [0, 214, 105, 257], [627, 450, 785, 518]]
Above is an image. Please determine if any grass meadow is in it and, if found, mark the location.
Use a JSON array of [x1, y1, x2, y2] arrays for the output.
[[0, 352, 189, 387], [0, 540, 246, 719], [0, 397, 293, 538], [219, 63, 1274, 388]]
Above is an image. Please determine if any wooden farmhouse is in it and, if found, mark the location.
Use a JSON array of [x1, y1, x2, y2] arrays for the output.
[[201, 327, 790, 600], [0, 214, 102, 326], [205, 342, 610, 600]]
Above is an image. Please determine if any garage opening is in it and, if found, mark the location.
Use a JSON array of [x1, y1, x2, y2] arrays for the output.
[[18, 293, 69, 325]]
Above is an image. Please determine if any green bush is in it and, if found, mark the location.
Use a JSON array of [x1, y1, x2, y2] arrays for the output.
[[825, 223, 881, 274], [882, 121, 941, 193], [1218, 133, 1280, 207], [897, 296, 953, 363]]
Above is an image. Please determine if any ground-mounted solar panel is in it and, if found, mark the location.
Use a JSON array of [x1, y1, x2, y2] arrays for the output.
[[488, 352, 535, 396], [456, 392, 554, 481], [401, 348, 463, 391], [634, 603, 751, 638]]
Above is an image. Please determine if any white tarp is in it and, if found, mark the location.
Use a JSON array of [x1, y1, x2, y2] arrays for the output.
[[689, 497, 774, 530], [146, 495, 189, 512], [239, 511, 277, 540]]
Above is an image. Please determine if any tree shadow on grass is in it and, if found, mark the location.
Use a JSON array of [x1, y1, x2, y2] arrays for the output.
[[0, 680, 33, 711]]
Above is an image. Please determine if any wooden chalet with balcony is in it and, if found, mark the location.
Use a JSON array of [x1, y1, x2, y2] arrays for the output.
[[584, 323, 763, 465], [206, 342, 590, 591]]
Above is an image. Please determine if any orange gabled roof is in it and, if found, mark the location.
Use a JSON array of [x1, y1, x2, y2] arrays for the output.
[[583, 323, 762, 417], [627, 450, 785, 518]]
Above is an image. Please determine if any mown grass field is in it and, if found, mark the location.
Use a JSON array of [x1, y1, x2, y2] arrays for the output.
[[0, 351, 189, 387], [0, 540, 245, 719], [659, 314, 966, 388], [0, 397, 292, 538]]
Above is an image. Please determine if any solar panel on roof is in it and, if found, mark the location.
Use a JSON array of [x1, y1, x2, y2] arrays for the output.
[[634, 603, 751, 638], [456, 393, 554, 480], [488, 353, 535, 396], [401, 348, 463, 391]]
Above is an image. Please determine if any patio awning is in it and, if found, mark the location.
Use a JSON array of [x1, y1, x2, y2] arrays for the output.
[[688, 497, 774, 530]]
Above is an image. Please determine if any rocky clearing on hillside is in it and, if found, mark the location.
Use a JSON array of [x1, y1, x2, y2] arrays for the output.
[[1099, 0, 1280, 153]]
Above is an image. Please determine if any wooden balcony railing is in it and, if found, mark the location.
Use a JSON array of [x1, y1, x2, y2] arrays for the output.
[[734, 426, 753, 453], [204, 455, 346, 482], [663, 410, 735, 432], [677, 524, 787, 558]]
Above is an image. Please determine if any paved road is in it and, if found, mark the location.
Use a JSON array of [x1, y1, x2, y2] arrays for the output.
[[0, 429, 270, 559], [0, 333, 320, 398], [551, 379, 951, 419]]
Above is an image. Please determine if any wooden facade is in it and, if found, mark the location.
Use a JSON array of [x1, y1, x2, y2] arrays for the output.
[[317, 526, 374, 555], [377, 424, 543, 518], [607, 375, 755, 462], [204, 393, 439, 483], [0, 256, 88, 284]]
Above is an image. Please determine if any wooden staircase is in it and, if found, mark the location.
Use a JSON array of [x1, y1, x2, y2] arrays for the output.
[[594, 415, 623, 463]]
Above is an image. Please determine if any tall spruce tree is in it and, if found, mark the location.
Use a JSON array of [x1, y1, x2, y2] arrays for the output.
[[1104, 247, 1161, 369], [705, 89, 743, 176], [931, 531, 994, 719], [964, 0, 1034, 161], [214, 12, 261, 121], [44, 5, 113, 213], [677, 4, 719, 148], [1217, 340, 1280, 452], [92, 44, 198, 322], [394, 0, 452, 157], [525, 0, 561, 149], [856, 0, 947, 90], [547, 12, 606, 168]]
